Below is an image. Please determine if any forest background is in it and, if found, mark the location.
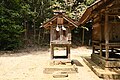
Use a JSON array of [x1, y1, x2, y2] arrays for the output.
[[0, 0, 95, 51]]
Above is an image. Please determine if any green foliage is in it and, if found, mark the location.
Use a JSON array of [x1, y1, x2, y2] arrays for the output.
[[84, 0, 95, 6], [0, 0, 96, 50], [0, 0, 54, 50], [0, 25, 24, 50], [0, 0, 24, 50], [50, 0, 95, 19], [50, 0, 94, 20]]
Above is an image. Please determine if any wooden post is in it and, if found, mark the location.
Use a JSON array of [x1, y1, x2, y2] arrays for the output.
[[100, 44, 102, 56], [66, 45, 70, 59], [82, 28, 85, 45], [66, 46, 68, 58], [105, 11, 109, 60], [51, 44, 54, 59], [60, 26, 63, 40], [92, 43, 95, 54], [50, 26, 53, 41], [100, 20, 102, 56], [68, 28, 71, 41], [111, 48, 114, 53]]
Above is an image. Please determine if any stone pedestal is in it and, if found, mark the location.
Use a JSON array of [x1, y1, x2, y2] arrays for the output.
[[43, 59, 78, 75]]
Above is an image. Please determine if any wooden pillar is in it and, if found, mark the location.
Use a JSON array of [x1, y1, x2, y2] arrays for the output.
[[105, 12, 109, 60], [50, 26, 53, 41], [111, 48, 114, 53], [66, 45, 70, 59], [68, 28, 71, 41], [51, 44, 54, 59], [60, 26, 63, 41], [100, 44, 103, 56], [82, 28, 85, 45], [92, 43, 95, 54], [100, 22, 103, 56]]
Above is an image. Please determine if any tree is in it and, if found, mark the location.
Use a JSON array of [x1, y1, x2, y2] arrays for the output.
[[0, 0, 96, 50], [84, 0, 95, 6], [0, 0, 25, 50], [0, 0, 52, 50]]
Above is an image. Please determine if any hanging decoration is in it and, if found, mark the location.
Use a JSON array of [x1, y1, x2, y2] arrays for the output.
[[56, 25, 59, 31], [62, 25, 66, 30]]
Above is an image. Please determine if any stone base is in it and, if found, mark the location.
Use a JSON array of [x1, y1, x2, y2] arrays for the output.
[[83, 57, 120, 79], [50, 59, 71, 65], [43, 59, 78, 74], [53, 71, 68, 78]]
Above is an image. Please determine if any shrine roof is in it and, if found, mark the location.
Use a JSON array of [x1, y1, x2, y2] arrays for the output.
[[77, 0, 114, 26], [42, 12, 78, 30]]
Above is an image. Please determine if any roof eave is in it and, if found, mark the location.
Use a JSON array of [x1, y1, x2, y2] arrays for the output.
[[77, 0, 113, 26]]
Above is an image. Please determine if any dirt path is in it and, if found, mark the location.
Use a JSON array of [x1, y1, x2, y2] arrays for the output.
[[0, 46, 103, 80]]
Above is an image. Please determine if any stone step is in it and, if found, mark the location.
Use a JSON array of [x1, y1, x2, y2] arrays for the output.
[[53, 71, 68, 78], [50, 59, 71, 65], [52, 78, 68, 80], [43, 65, 78, 74]]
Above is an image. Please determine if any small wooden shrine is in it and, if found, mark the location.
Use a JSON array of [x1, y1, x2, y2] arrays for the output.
[[78, 0, 120, 70], [42, 10, 77, 59]]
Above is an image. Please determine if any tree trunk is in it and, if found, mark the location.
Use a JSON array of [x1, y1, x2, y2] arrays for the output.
[[82, 28, 85, 45], [41, 29, 45, 45], [38, 28, 41, 45], [24, 20, 28, 47], [33, 19, 36, 46]]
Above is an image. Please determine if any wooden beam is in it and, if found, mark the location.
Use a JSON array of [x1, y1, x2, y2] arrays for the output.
[[108, 12, 120, 15]]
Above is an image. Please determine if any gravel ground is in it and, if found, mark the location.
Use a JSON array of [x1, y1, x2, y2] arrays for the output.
[[0, 46, 103, 80]]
